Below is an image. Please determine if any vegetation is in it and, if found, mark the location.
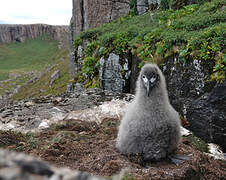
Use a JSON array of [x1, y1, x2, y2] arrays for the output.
[[12, 48, 69, 100], [129, 0, 138, 16], [186, 135, 209, 152], [0, 35, 59, 81], [0, 130, 38, 151], [0, 35, 69, 99], [74, 0, 226, 87]]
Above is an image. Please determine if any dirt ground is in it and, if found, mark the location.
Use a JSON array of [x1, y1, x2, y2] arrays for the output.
[[0, 118, 225, 179]]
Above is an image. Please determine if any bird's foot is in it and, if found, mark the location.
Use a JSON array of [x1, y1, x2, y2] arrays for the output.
[[168, 154, 192, 165]]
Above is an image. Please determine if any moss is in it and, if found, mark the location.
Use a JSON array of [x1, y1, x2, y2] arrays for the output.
[[186, 135, 209, 153]]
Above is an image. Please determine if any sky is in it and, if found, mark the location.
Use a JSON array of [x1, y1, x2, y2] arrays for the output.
[[0, 0, 72, 25]]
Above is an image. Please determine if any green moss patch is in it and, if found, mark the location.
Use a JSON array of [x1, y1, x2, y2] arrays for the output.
[[185, 135, 209, 153]]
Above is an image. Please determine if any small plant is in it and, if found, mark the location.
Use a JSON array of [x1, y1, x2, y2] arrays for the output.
[[82, 56, 100, 79], [26, 133, 39, 149], [129, 0, 138, 16]]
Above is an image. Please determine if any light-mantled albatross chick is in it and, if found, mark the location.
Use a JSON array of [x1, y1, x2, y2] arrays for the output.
[[116, 64, 190, 164]]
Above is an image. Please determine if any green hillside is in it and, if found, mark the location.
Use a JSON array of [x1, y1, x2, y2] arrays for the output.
[[0, 35, 69, 99], [0, 35, 59, 81], [74, 0, 225, 86], [12, 50, 69, 100]]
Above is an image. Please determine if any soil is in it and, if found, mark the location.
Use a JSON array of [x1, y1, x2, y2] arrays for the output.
[[1, 117, 225, 179]]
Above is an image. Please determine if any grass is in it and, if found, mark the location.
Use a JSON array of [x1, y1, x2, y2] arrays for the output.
[[12, 48, 69, 100], [0, 34, 69, 99], [0, 35, 59, 81]]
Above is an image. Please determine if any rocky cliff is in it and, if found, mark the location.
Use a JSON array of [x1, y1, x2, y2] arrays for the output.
[[0, 24, 69, 46], [68, 0, 207, 79], [68, 0, 131, 80]]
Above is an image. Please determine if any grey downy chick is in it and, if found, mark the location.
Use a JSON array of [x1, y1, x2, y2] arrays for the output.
[[116, 63, 181, 162]]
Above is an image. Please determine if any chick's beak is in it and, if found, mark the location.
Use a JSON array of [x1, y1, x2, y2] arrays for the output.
[[146, 81, 150, 96]]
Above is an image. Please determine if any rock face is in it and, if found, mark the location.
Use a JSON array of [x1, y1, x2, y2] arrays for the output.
[[68, 0, 130, 79], [186, 81, 226, 152], [0, 24, 69, 44]]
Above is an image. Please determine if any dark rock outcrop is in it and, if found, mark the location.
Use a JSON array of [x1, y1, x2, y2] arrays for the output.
[[186, 81, 226, 151], [137, 0, 160, 14], [0, 24, 69, 45], [162, 56, 226, 152]]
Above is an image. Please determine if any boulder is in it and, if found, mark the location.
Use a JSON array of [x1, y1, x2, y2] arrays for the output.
[[50, 70, 61, 86], [100, 53, 131, 92]]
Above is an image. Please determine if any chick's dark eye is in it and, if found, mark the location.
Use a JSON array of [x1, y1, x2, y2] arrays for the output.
[[142, 75, 146, 79]]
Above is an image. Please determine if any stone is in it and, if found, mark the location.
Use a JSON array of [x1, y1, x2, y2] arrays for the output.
[[1, 110, 13, 118], [50, 70, 61, 86], [137, 0, 160, 14], [0, 87, 132, 132], [0, 149, 111, 180], [206, 143, 225, 160], [25, 101, 35, 107], [13, 85, 22, 94]]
